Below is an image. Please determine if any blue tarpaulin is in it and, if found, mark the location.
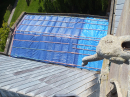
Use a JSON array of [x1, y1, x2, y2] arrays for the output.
[[10, 15, 108, 71]]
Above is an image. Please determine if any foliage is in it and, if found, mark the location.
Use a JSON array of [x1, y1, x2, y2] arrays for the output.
[[38, 6, 43, 12], [0, 22, 11, 52], [44, 0, 55, 12], [26, 0, 31, 6], [39, 0, 41, 4], [4, 10, 10, 22], [11, 0, 45, 23], [44, 0, 108, 15], [0, 0, 15, 27]]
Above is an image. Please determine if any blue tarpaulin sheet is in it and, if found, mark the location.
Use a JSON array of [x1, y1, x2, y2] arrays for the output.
[[10, 15, 108, 71]]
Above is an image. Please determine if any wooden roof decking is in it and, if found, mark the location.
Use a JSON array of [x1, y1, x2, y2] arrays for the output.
[[114, 0, 125, 34], [0, 55, 99, 97]]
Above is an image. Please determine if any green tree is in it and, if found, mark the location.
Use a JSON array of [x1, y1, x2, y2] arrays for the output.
[[26, 0, 31, 6], [0, 22, 10, 51], [44, 0, 55, 12], [44, 0, 108, 15]]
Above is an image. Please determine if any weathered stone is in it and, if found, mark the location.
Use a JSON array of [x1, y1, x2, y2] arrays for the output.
[[82, 35, 130, 66]]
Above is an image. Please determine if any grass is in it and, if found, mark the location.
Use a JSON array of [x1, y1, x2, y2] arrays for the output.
[[11, 0, 46, 23], [4, 10, 11, 22], [0, 0, 45, 52]]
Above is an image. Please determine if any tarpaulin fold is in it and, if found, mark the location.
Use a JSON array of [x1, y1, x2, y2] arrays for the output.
[[11, 15, 108, 71]]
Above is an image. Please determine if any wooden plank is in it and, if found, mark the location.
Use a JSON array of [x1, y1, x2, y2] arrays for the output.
[[116, 4, 124, 10], [50, 72, 89, 88], [115, 16, 120, 22], [0, 55, 12, 58], [52, 72, 96, 89], [58, 75, 97, 93], [78, 83, 99, 97], [0, 66, 64, 87], [36, 75, 98, 97], [0, 60, 54, 71], [107, 0, 115, 34], [0, 55, 99, 97], [0, 62, 52, 73], [39, 69, 75, 82], [0, 65, 57, 84], [26, 71, 82, 96], [68, 78, 99, 95], [114, 21, 119, 28], [0, 64, 50, 78], [0, 58, 44, 69], [44, 71, 84, 85], [0, 67, 68, 89], [115, 10, 122, 16], [113, 0, 125, 35], [13, 65, 48, 76], [0, 64, 55, 80], [117, 0, 125, 4], [0, 62, 47, 74], [0, 61, 29, 70], [0, 59, 26, 67], [17, 82, 48, 94], [18, 70, 88, 94], [9, 68, 67, 90], [114, 28, 117, 34], [116, 0, 130, 36], [9, 81, 40, 92], [0, 74, 14, 80], [87, 87, 100, 97], [26, 84, 57, 96], [87, 85, 100, 97]]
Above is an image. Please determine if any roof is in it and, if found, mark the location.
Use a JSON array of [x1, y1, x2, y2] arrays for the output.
[[9, 14, 108, 71], [0, 55, 99, 97], [2, 10, 109, 97], [114, 0, 125, 34]]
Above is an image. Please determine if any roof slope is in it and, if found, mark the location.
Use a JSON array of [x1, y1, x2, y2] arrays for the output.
[[9, 14, 108, 71], [114, 0, 125, 34], [0, 55, 99, 97]]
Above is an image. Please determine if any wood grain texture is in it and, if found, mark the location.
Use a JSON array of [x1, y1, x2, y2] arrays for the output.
[[0, 55, 99, 97], [109, 0, 130, 96]]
